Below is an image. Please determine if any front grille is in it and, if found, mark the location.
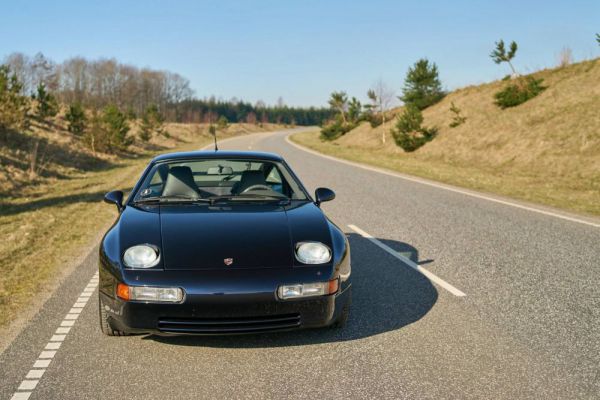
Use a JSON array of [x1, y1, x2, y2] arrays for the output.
[[157, 313, 301, 334]]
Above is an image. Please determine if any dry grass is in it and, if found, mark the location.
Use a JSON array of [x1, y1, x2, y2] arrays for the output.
[[0, 121, 280, 329], [292, 58, 600, 216]]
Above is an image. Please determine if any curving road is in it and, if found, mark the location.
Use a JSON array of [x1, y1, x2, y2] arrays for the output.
[[1, 129, 599, 399]]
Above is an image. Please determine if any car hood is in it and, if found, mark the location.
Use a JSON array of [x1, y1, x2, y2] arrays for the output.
[[151, 202, 333, 270]]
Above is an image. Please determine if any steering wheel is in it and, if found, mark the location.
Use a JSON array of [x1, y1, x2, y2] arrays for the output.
[[240, 184, 272, 194]]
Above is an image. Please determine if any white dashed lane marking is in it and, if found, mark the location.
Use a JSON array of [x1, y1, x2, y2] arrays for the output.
[[10, 271, 99, 400]]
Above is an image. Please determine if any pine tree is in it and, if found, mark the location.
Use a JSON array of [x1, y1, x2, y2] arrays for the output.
[[449, 102, 466, 128], [139, 104, 164, 141], [328, 91, 348, 124], [391, 105, 438, 152], [400, 59, 445, 110], [103, 104, 131, 151], [490, 40, 519, 76], [34, 83, 58, 122], [65, 102, 87, 135], [0, 65, 30, 131], [347, 97, 362, 124]]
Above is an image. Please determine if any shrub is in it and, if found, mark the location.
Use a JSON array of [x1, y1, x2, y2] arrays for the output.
[[449, 102, 466, 128], [368, 113, 384, 128], [320, 119, 355, 141], [138, 126, 152, 142], [494, 77, 546, 109], [391, 105, 438, 152], [217, 115, 229, 130], [65, 102, 87, 135]]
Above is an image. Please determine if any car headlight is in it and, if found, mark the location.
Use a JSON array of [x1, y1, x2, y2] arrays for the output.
[[123, 244, 160, 268], [295, 242, 331, 264]]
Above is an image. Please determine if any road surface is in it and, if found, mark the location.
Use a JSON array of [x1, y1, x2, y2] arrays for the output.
[[2, 129, 599, 399]]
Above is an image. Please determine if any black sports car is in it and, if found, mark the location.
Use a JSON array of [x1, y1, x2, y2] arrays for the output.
[[99, 150, 351, 335]]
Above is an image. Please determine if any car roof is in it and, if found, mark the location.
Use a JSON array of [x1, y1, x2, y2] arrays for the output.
[[152, 150, 284, 163]]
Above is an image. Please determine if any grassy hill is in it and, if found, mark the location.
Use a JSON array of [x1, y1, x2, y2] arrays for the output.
[[292, 58, 600, 215], [0, 118, 280, 338]]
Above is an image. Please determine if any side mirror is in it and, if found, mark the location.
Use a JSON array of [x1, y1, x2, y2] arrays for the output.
[[104, 190, 124, 212], [315, 187, 335, 206]]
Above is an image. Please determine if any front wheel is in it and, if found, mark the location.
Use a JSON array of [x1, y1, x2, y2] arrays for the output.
[[332, 288, 352, 329], [98, 297, 128, 336]]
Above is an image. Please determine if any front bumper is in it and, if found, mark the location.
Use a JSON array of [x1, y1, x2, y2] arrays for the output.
[[99, 268, 351, 335]]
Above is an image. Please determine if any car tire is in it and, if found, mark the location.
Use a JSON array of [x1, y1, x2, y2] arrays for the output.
[[332, 288, 352, 329], [99, 297, 128, 336]]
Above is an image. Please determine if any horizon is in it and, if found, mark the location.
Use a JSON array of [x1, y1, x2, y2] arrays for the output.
[[1, 0, 599, 107]]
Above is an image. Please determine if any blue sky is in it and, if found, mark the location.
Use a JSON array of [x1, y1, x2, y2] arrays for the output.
[[1, 0, 598, 107]]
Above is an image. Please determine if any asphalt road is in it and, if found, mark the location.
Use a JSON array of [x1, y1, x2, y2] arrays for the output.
[[2, 129, 599, 400]]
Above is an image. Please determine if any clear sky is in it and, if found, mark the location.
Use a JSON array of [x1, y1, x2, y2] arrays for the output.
[[1, 0, 598, 107]]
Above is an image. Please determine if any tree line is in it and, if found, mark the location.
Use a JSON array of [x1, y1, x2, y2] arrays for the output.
[[176, 98, 333, 126], [1, 52, 333, 125], [3, 52, 192, 118]]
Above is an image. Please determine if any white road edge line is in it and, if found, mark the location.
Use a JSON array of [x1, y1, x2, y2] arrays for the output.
[[10, 271, 99, 400], [285, 135, 600, 229], [348, 224, 466, 297]]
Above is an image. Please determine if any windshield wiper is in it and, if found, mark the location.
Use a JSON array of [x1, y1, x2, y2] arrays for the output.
[[208, 194, 290, 205], [133, 195, 211, 205]]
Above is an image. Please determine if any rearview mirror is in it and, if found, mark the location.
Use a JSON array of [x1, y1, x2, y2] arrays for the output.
[[315, 187, 335, 206], [104, 190, 124, 212]]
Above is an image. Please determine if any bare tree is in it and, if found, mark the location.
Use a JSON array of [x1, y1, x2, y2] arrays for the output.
[[60, 57, 89, 104], [368, 79, 395, 143], [3, 52, 31, 95], [557, 47, 573, 67], [30, 53, 58, 92]]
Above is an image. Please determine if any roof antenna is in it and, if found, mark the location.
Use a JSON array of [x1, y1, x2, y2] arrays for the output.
[[209, 124, 218, 151]]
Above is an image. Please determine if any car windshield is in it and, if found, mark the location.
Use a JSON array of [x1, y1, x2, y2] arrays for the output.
[[132, 158, 309, 203]]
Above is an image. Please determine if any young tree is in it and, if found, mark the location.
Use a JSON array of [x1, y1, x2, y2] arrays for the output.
[[0, 65, 30, 131], [139, 104, 164, 141], [391, 105, 438, 152], [328, 91, 348, 124], [400, 59, 445, 110], [347, 97, 362, 124], [557, 47, 573, 67], [33, 83, 58, 122], [490, 40, 519, 76], [368, 79, 395, 142], [217, 115, 229, 130], [3, 53, 31, 95], [448, 102, 466, 128], [245, 111, 257, 124], [65, 102, 87, 135], [596, 33, 600, 46], [103, 104, 131, 151]]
